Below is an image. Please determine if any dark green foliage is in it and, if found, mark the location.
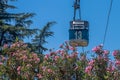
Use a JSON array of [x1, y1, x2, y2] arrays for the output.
[[32, 22, 56, 54], [0, 0, 37, 47]]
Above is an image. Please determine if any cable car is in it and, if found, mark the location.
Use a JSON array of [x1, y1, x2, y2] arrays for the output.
[[69, 0, 89, 47], [69, 20, 89, 47]]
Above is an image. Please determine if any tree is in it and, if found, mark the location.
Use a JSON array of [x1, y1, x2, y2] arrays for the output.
[[0, 0, 37, 48], [32, 22, 56, 54]]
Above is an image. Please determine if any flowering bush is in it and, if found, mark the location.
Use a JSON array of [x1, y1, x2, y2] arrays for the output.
[[0, 41, 120, 80], [0, 41, 41, 80]]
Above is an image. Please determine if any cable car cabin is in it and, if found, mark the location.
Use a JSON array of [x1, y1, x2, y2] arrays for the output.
[[69, 20, 89, 47]]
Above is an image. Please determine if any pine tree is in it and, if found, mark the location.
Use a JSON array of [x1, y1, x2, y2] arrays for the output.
[[0, 0, 37, 47]]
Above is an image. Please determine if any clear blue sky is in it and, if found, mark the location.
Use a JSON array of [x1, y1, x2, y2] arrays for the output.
[[10, 0, 120, 53]]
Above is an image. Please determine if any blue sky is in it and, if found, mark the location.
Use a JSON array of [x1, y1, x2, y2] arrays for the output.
[[10, 0, 120, 53]]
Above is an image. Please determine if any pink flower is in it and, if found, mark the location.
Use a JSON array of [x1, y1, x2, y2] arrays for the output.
[[115, 60, 120, 65], [17, 66, 21, 75], [92, 46, 101, 52], [50, 52, 56, 56], [17, 66, 21, 71], [92, 44, 103, 53], [42, 66, 46, 72], [10, 43, 16, 48], [47, 69, 52, 73], [69, 46, 75, 50], [97, 55, 103, 60], [55, 50, 61, 54], [107, 66, 115, 72], [88, 60, 95, 66], [26, 64, 32, 67], [37, 74, 43, 79], [74, 66, 78, 70], [66, 45, 69, 49], [35, 58, 40, 63], [72, 52, 78, 57], [44, 54, 49, 60], [60, 50, 65, 56], [111, 66, 115, 71], [66, 55, 70, 59], [85, 66, 92, 75], [0, 62, 3, 65], [80, 55, 86, 61], [18, 71, 20, 75], [3, 44, 8, 49], [32, 53, 37, 58], [22, 55, 27, 61], [54, 56, 59, 61], [112, 50, 118, 56], [104, 57, 109, 61], [103, 50, 109, 55]]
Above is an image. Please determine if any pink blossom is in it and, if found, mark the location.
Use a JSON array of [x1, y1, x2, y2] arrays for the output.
[[44, 54, 49, 60], [107, 66, 115, 72], [111, 66, 115, 71], [37, 74, 43, 79], [55, 50, 61, 54], [32, 53, 37, 58], [85, 66, 92, 75], [10, 43, 16, 48], [22, 55, 27, 61], [17, 43, 20, 47], [112, 50, 118, 56], [92, 44, 103, 53], [18, 71, 20, 75], [66, 45, 69, 49], [26, 64, 32, 67], [106, 67, 110, 71], [97, 55, 103, 60], [54, 56, 59, 61], [92, 46, 101, 52], [17, 66, 21, 75], [35, 58, 40, 63], [17, 66, 21, 71], [60, 50, 65, 56], [104, 57, 109, 61], [72, 52, 78, 57], [103, 50, 109, 55], [3, 44, 8, 49], [74, 66, 78, 70], [115, 60, 120, 65], [66, 55, 70, 59], [42, 66, 46, 72], [0, 62, 3, 65], [88, 60, 95, 66], [80, 55, 86, 61], [11, 52, 16, 56], [69, 46, 75, 50], [47, 69, 52, 73], [29, 59, 32, 62], [50, 52, 56, 56]]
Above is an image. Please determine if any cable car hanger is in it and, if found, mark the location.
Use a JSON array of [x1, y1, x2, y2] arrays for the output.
[[73, 0, 81, 20]]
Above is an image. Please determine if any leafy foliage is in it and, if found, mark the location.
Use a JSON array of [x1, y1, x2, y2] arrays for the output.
[[0, 0, 37, 47], [32, 22, 56, 54], [0, 41, 120, 80]]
